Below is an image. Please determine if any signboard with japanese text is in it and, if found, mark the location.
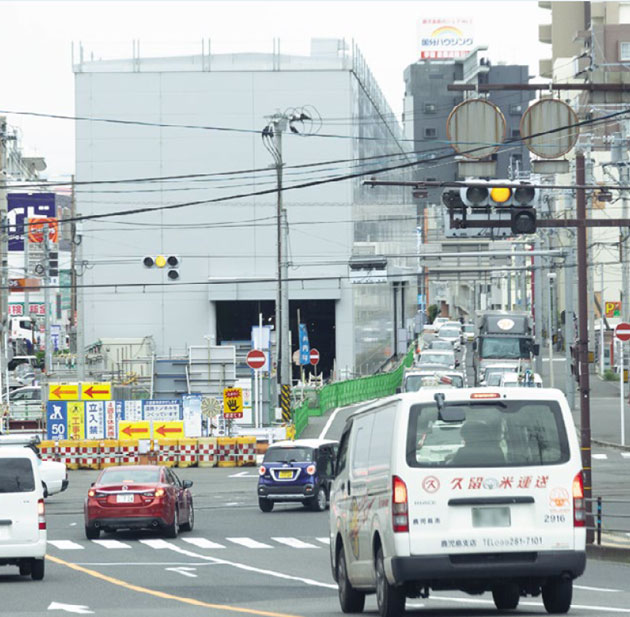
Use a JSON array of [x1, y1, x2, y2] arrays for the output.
[[182, 394, 202, 438], [143, 400, 181, 422], [418, 16, 474, 59], [104, 400, 123, 439], [298, 323, 310, 365], [67, 402, 85, 440], [46, 401, 67, 440], [7, 193, 56, 251], [123, 400, 143, 421], [84, 401, 105, 439], [8, 303, 46, 317], [223, 387, 243, 419]]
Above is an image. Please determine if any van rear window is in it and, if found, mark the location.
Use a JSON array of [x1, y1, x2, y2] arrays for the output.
[[0, 458, 36, 493], [406, 400, 570, 468]]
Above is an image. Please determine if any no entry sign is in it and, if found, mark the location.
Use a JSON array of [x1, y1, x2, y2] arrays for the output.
[[246, 349, 266, 370], [309, 348, 320, 366], [614, 322, 630, 342]]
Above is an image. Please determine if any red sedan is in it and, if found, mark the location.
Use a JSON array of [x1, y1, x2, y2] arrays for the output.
[[84, 465, 193, 539]]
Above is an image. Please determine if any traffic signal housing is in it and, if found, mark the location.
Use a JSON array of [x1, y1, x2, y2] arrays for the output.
[[142, 254, 180, 281], [48, 251, 59, 278]]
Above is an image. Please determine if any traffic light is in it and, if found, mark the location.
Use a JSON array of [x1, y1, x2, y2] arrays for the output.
[[142, 254, 180, 281], [459, 180, 539, 235], [48, 251, 58, 278]]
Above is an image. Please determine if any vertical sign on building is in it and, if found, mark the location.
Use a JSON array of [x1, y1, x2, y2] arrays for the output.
[[85, 401, 105, 439], [67, 402, 85, 440], [298, 323, 310, 365]]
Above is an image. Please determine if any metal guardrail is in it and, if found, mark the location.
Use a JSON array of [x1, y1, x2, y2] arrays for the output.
[[587, 497, 630, 545]]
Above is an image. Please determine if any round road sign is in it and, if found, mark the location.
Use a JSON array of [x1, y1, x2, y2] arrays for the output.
[[246, 349, 266, 370], [520, 99, 579, 159], [614, 322, 630, 342], [309, 348, 320, 366], [446, 99, 506, 160]]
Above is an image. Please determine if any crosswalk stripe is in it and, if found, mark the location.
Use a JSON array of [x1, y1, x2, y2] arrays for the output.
[[48, 540, 83, 550], [139, 539, 174, 550], [182, 538, 226, 549], [592, 454, 608, 460], [271, 537, 319, 549], [316, 537, 330, 545], [621, 452, 630, 459], [226, 537, 272, 549], [91, 539, 132, 549]]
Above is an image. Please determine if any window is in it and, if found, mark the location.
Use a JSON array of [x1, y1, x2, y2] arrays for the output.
[[424, 102, 437, 114], [406, 400, 570, 468], [100, 468, 161, 484], [351, 414, 374, 478], [0, 458, 35, 493], [368, 407, 395, 472], [619, 41, 630, 61], [336, 430, 351, 476], [424, 127, 437, 139], [508, 103, 523, 115], [479, 336, 531, 359], [263, 447, 313, 463], [511, 128, 521, 139]]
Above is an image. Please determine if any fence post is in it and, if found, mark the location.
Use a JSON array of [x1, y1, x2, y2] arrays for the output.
[[596, 496, 602, 546]]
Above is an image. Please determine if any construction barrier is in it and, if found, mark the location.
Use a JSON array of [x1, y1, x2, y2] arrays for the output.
[[57, 440, 80, 470], [236, 436, 256, 467], [217, 437, 237, 467], [38, 440, 57, 462], [100, 440, 119, 468], [156, 439, 178, 467], [79, 440, 101, 470], [197, 437, 217, 467], [118, 440, 140, 465], [177, 439, 198, 468]]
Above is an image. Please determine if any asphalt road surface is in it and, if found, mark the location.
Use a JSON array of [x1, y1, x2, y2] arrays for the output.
[[3, 466, 628, 617]]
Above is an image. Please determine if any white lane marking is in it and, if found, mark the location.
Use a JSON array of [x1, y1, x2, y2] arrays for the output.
[[319, 406, 341, 439], [75, 562, 219, 566], [48, 540, 84, 550], [271, 537, 319, 549], [225, 502, 240, 506], [181, 538, 226, 549], [621, 452, 630, 458], [575, 584, 621, 593], [48, 602, 93, 614], [229, 471, 257, 478], [142, 540, 337, 589], [226, 537, 272, 549], [139, 539, 173, 550], [91, 539, 131, 549], [316, 537, 330, 545], [165, 566, 197, 578], [593, 453, 608, 460], [429, 595, 630, 613]]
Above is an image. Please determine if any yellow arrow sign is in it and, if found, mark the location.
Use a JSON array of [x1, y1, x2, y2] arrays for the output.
[[49, 383, 79, 401], [153, 421, 184, 439], [118, 421, 151, 440], [81, 382, 112, 401]]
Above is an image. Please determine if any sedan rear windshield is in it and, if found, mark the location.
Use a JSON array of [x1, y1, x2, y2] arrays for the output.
[[264, 447, 313, 463], [439, 329, 460, 337], [99, 468, 161, 484], [405, 374, 463, 391], [0, 458, 35, 493], [407, 400, 570, 468], [420, 353, 453, 366]]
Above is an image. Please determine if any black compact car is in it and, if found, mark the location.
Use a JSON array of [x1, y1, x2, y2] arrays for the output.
[[257, 439, 338, 512]]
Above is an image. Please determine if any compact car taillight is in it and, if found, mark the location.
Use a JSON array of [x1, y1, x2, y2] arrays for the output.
[[573, 471, 585, 527], [392, 476, 409, 533], [259, 465, 266, 476], [37, 498, 46, 530]]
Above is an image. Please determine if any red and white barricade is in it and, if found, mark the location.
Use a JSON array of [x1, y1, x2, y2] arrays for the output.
[[100, 440, 119, 468], [217, 437, 237, 467], [38, 440, 57, 462], [79, 440, 101, 470], [197, 438, 217, 467], [118, 440, 139, 465], [156, 439, 178, 467], [236, 436, 256, 467], [58, 440, 80, 470], [177, 439, 198, 468]]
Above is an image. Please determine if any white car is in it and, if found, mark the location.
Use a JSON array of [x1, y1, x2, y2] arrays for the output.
[[0, 447, 47, 579], [330, 388, 586, 615], [425, 317, 449, 333], [401, 370, 465, 392], [479, 363, 520, 387], [437, 325, 462, 351], [0, 435, 68, 498], [500, 372, 543, 388], [4, 386, 42, 420], [417, 350, 458, 370], [462, 323, 475, 342]]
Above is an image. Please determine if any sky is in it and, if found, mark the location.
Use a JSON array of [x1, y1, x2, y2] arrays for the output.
[[0, 0, 549, 179]]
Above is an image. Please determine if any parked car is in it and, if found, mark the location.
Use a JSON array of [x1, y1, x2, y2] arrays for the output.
[[257, 439, 337, 512], [329, 388, 586, 616], [0, 447, 47, 580], [3, 386, 42, 420], [0, 435, 68, 498], [84, 465, 193, 539]]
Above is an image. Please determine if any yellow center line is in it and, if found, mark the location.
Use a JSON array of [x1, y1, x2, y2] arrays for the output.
[[46, 554, 305, 617]]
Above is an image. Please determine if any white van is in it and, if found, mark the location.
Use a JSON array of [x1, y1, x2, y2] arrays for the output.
[[329, 388, 585, 617], [0, 447, 47, 579]]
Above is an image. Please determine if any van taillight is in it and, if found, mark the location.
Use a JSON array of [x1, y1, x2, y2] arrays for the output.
[[572, 471, 585, 527], [37, 498, 46, 530], [392, 476, 409, 533]]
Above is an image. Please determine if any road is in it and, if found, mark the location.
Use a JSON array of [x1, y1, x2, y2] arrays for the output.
[[2, 467, 628, 617]]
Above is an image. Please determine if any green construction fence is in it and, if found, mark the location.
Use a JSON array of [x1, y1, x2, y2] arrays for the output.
[[293, 345, 416, 438]]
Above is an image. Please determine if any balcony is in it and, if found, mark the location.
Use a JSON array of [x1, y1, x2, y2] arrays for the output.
[[539, 58, 553, 78], [539, 24, 552, 44]]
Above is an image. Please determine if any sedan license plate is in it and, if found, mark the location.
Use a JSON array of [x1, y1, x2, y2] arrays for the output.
[[472, 506, 511, 528], [278, 471, 293, 479], [116, 494, 135, 503]]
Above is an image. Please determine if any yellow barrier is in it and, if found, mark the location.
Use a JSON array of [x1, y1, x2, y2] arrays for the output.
[[155, 439, 178, 467], [79, 440, 101, 470], [217, 437, 237, 467], [100, 440, 119, 468], [58, 439, 80, 470], [118, 440, 140, 465], [37, 440, 57, 462], [197, 437, 217, 467], [236, 436, 256, 467], [177, 438, 198, 468]]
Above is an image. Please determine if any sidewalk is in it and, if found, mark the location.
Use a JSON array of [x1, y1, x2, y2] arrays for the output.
[[587, 531, 630, 563]]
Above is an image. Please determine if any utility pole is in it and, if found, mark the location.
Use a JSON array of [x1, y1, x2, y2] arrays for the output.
[[76, 219, 85, 380], [533, 238, 543, 375], [619, 124, 630, 324], [0, 117, 8, 400], [564, 246, 576, 409], [43, 223, 53, 374]]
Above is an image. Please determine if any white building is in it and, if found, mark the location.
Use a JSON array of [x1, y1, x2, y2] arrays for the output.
[[74, 39, 417, 379]]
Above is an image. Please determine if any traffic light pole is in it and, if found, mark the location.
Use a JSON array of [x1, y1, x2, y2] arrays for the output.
[[43, 223, 53, 375]]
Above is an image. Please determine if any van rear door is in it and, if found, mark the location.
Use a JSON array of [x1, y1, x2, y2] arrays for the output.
[[404, 397, 579, 556], [0, 457, 40, 544]]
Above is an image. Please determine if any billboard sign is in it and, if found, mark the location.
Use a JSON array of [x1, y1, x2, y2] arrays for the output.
[[418, 17, 474, 59], [7, 193, 56, 251]]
